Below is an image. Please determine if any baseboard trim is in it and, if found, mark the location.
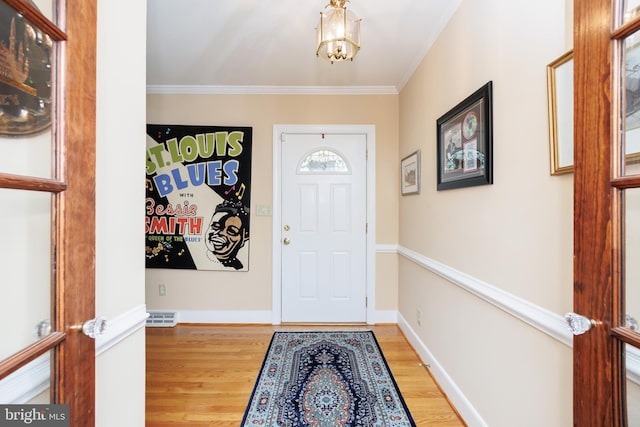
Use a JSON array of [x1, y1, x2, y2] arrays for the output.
[[372, 310, 398, 324], [177, 310, 273, 324], [397, 313, 488, 427], [172, 309, 397, 325]]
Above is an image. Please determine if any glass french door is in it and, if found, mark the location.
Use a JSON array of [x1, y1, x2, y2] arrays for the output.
[[0, 1, 97, 425], [573, 0, 640, 424]]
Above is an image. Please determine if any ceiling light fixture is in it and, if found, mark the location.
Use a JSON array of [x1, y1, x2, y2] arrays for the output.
[[316, 0, 361, 64]]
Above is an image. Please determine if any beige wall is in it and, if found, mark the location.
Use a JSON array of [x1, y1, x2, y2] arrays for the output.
[[142, 0, 593, 425], [398, 0, 573, 426], [145, 94, 400, 313]]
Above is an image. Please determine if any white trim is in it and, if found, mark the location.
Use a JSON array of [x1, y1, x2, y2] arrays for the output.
[[372, 310, 398, 324], [628, 346, 640, 385], [398, 313, 488, 427], [396, 246, 640, 388], [397, 245, 573, 347], [376, 244, 399, 254], [146, 85, 398, 96], [96, 304, 149, 355], [167, 309, 396, 326], [0, 304, 147, 404], [177, 310, 273, 324], [0, 353, 49, 404], [272, 125, 376, 325]]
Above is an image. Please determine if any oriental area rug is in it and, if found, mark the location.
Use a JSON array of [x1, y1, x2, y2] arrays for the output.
[[241, 330, 416, 427]]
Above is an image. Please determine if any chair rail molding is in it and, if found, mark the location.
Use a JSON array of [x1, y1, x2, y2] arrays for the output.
[[0, 304, 147, 403], [396, 245, 640, 385], [96, 304, 149, 356], [397, 245, 572, 347]]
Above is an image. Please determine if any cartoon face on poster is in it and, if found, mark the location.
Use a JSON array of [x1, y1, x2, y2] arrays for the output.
[[145, 125, 252, 271]]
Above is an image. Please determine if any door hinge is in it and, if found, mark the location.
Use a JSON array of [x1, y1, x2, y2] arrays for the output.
[[366, 297, 368, 307], [366, 149, 368, 160], [366, 223, 368, 233], [281, 132, 286, 142]]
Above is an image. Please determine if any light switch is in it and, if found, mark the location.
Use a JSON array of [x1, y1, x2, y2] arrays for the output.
[[256, 205, 272, 216]]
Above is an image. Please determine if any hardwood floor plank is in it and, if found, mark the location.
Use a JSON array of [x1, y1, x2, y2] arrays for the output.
[[145, 324, 465, 426]]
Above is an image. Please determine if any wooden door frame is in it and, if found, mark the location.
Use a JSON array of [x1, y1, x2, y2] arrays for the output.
[[573, 0, 624, 424], [271, 124, 377, 325], [54, 1, 97, 424]]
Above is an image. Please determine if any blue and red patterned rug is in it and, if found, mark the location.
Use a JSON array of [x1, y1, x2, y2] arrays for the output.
[[241, 330, 416, 426]]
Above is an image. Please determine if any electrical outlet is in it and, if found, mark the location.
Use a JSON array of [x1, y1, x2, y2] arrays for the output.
[[159, 284, 166, 296], [416, 309, 422, 326]]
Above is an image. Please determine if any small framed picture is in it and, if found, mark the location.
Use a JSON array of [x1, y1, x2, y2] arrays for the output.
[[437, 81, 493, 190], [401, 150, 420, 195]]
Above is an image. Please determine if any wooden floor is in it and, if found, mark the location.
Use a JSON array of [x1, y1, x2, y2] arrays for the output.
[[146, 324, 465, 426]]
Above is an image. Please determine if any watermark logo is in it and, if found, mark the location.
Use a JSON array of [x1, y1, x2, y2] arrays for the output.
[[0, 405, 69, 427]]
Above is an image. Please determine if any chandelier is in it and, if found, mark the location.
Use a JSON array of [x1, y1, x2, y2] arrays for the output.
[[316, 0, 361, 63]]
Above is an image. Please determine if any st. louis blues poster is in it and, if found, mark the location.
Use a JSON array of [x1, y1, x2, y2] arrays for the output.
[[145, 124, 252, 271]]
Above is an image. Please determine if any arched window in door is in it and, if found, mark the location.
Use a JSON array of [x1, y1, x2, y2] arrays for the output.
[[298, 148, 351, 174]]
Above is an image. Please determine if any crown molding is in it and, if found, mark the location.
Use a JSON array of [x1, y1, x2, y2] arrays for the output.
[[146, 85, 399, 96]]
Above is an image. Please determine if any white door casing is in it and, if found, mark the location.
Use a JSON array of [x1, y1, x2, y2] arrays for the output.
[[272, 125, 376, 324]]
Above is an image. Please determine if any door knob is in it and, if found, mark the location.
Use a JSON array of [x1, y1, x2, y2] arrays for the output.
[[283, 237, 291, 245], [71, 316, 108, 339], [565, 312, 600, 335], [34, 319, 52, 338], [626, 314, 639, 331]]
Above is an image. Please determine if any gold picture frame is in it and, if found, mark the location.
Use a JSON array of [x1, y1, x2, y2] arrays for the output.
[[547, 50, 574, 175]]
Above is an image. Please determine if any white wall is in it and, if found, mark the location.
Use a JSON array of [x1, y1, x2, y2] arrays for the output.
[[95, 0, 147, 425], [398, 0, 573, 425]]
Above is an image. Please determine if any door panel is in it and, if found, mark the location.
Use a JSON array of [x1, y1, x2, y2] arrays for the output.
[[0, 1, 96, 425], [574, 0, 618, 424], [281, 134, 367, 322], [574, 0, 640, 424]]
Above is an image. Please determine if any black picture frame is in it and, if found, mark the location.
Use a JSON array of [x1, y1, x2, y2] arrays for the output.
[[437, 81, 493, 190]]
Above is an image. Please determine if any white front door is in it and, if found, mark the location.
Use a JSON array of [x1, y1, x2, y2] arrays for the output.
[[280, 133, 367, 322]]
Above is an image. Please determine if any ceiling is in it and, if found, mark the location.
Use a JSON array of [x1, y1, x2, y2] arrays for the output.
[[146, 0, 462, 94]]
